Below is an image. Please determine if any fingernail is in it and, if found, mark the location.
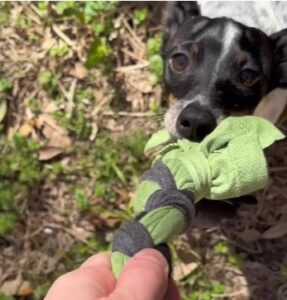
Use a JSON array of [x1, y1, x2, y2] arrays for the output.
[[135, 249, 169, 275]]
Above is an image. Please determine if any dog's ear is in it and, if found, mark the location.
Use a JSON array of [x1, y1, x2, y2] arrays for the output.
[[162, 1, 200, 52], [270, 28, 287, 88]]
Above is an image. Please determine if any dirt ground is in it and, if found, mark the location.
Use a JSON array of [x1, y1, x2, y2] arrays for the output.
[[0, 2, 287, 300]]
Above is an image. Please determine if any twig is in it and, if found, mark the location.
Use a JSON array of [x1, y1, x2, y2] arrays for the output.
[[122, 18, 145, 50], [29, 3, 45, 18], [103, 111, 153, 117], [223, 237, 261, 254], [46, 223, 89, 245], [121, 48, 146, 63], [115, 62, 149, 72], [92, 98, 110, 116], [212, 288, 248, 298], [57, 79, 77, 118], [52, 24, 75, 49], [21, 3, 42, 25]]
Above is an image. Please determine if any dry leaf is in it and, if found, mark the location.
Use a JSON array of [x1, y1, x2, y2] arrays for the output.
[[36, 114, 67, 135], [89, 123, 98, 141], [254, 88, 287, 124], [69, 63, 88, 79], [16, 281, 33, 297], [262, 223, 287, 239], [1, 278, 32, 297], [47, 133, 72, 149], [238, 229, 261, 242], [38, 147, 64, 161], [35, 114, 72, 160], [18, 122, 34, 137], [105, 218, 120, 228], [0, 100, 7, 123], [103, 119, 124, 131], [1, 279, 20, 295], [43, 102, 58, 113], [173, 261, 198, 281]]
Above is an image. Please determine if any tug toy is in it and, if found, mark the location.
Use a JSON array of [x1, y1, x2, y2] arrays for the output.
[[111, 116, 285, 278]]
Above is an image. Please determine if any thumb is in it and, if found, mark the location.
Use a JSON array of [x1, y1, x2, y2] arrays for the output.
[[107, 249, 169, 300]]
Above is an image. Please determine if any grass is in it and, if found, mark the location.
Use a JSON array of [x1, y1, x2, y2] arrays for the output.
[[215, 242, 246, 268], [0, 134, 42, 235]]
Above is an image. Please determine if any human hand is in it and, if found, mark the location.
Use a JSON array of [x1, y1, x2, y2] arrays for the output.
[[44, 249, 180, 300]]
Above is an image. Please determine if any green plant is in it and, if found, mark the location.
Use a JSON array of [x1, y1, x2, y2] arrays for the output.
[[0, 292, 15, 300], [38, 71, 57, 93], [214, 242, 246, 268], [28, 33, 40, 43], [74, 188, 89, 211], [55, 109, 92, 139], [37, 1, 49, 17], [84, 1, 117, 23], [94, 181, 107, 198], [147, 34, 164, 85], [228, 252, 246, 268], [54, 1, 76, 15], [85, 37, 112, 69], [149, 98, 161, 114], [27, 97, 42, 114], [0, 79, 12, 93], [15, 17, 32, 29], [119, 129, 149, 163], [33, 283, 51, 300], [0, 134, 42, 235], [147, 34, 163, 57], [0, 213, 17, 235], [49, 44, 70, 57], [133, 8, 148, 26], [64, 237, 109, 270], [214, 242, 229, 255], [187, 280, 226, 300], [75, 87, 94, 104], [148, 54, 163, 84], [91, 133, 127, 185], [0, 3, 10, 27]]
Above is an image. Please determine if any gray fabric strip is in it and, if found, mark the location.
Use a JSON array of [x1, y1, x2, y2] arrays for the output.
[[145, 189, 195, 229], [112, 221, 154, 257], [141, 161, 176, 190]]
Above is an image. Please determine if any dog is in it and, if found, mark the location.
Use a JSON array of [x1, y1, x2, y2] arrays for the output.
[[162, 2, 287, 142], [160, 2, 287, 226]]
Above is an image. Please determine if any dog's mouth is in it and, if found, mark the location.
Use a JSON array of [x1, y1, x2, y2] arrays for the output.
[[164, 98, 256, 141]]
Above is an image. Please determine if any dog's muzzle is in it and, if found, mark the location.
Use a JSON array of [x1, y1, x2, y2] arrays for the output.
[[176, 103, 217, 141]]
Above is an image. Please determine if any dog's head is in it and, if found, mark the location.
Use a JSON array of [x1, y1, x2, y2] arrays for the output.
[[162, 2, 287, 141]]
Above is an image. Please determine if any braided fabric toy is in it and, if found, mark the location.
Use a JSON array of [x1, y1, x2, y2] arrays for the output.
[[111, 116, 285, 278]]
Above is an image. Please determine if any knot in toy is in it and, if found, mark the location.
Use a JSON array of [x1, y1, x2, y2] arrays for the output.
[[111, 116, 285, 278]]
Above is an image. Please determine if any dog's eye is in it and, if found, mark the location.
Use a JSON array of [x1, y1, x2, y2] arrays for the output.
[[240, 69, 260, 87], [170, 54, 189, 72]]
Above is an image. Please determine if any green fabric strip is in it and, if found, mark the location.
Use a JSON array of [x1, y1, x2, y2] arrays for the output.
[[133, 180, 161, 214], [111, 251, 130, 279], [139, 206, 185, 245], [144, 129, 172, 154]]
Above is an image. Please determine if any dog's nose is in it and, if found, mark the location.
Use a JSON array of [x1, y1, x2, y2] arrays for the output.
[[176, 104, 216, 141]]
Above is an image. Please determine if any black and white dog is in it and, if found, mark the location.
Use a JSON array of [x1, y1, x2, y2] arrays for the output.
[[162, 2, 287, 142]]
